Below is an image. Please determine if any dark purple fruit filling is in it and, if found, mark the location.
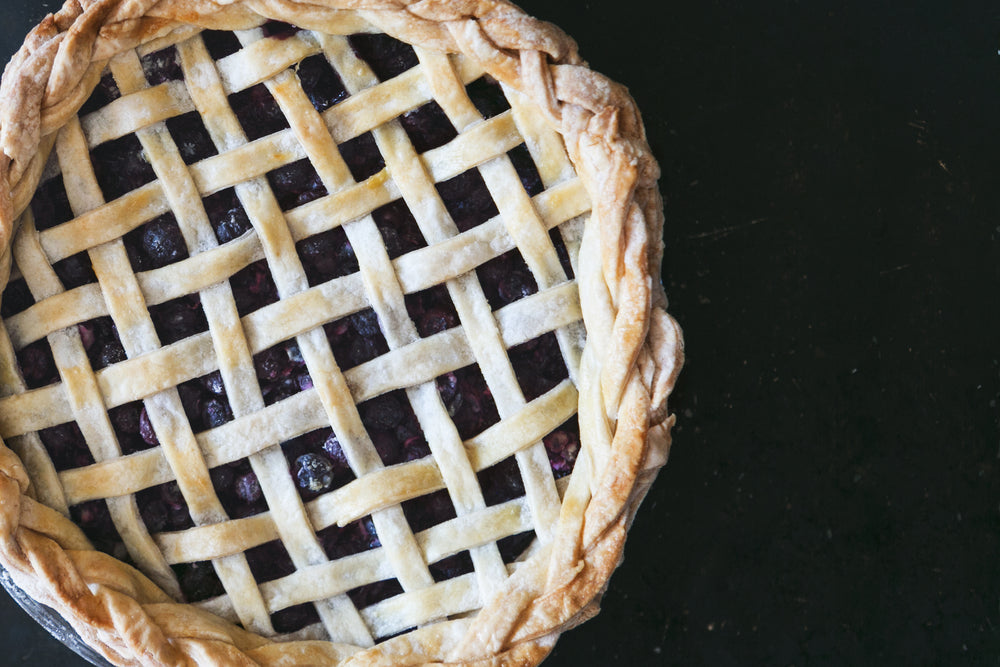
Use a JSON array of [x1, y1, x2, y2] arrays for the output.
[[497, 530, 535, 564], [1, 278, 34, 318], [123, 213, 189, 272], [137, 480, 195, 533], [71, 500, 130, 563], [359, 390, 429, 466], [371, 199, 427, 259], [508, 144, 544, 197], [271, 602, 320, 634], [149, 294, 208, 345], [549, 228, 575, 279], [296, 54, 349, 113], [543, 416, 580, 479], [91, 134, 157, 202], [338, 132, 384, 182], [53, 252, 97, 289], [429, 550, 474, 583], [78, 316, 125, 370], [245, 539, 296, 583], [78, 70, 122, 117], [166, 111, 218, 165], [281, 427, 354, 501], [201, 30, 242, 61], [399, 101, 457, 153], [508, 332, 568, 402], [267, 158, 328, 211], [172, 561, 225, 602], [254, 339, 312, 406], [229, 83, 290, 141], [402, 488, 456, 533], [296, 226, 358, 286], [178, 373, 235, 433], [436, 365, 500, 440], [211, 459, 269, 519], [477, 457, 525, 507], [347, 578, 403, 611], [348, 33, 418, 82], [475, 249, 538, 311], [404, 285, 459, 338], [203, 187, 252, 243], [108, 401, 150, 455], [466, 75, 511, 120], [30, 175, 74, 231], [324, 308, 389, 370], [230, 259, 280, 316], [16, 339, 57, 389], [140, 46, 183, 85], [39, 421, 94, 470], [318, 516, 380, 561], [260, 21, 300, 40], [436, 168, 498, 232]]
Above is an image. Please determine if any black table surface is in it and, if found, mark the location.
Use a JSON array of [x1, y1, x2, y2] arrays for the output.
[[1, 1, 997, 665]]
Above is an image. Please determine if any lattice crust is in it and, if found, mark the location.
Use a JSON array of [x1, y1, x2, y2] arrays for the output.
[[0, 1, 683, 666]]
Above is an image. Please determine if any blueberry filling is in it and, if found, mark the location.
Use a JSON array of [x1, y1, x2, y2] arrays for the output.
[[347, 578, 403, 611], [404, 285, 459, 338], [296, 54, 349, 113], [543, 416, 580, 479], [267, 158, 328, 211], [338, 132, 384, 182], [230, 259, 280, 316], [371, 199, 427, 259], [246, 539, 296, 583], [402, 488, 456, 533], [400, 101, 457, 153], [359, 390, 429, 466], [149, 294, 208, 345], [166, 111, 218, 165], [497, 530, 536, 563], [201, 30, 242, 61], [318, 516, 380, 561], [109, 401, 149, 455], [30, 176, 74, 231], [280, 427, 354, 501], [71, 500, 129, 564], [78, 70, 122, 117], [140, 46, 183, 85], [476, 249, 538, 311], [296, 226, 358, 286], [324, 308, 389, 370], [508, 144, 544, 197], [254, 339, 312, 406], [91, 134, 157, 202], [172, 560, 225, 602], [123, 213, 189, 272], [53, 252, 97, 289], [271, 603, 320, 634], [78, 316, 125, 370], [261, 21, 300, 40], [508, 332, 569, 402], [203, 188, 252, 244], [348, 33, 418, 81], [138, 481, 194, 533], [436, 168, 498, 233], [39, 422, 94, 470], [229, 84, 290, 141], [466, 75, 511, 120], [477, 457, 525, 507], [1, 278, 34, 318], [435, 365, 500, 440], [16, 339, 57, 389], [177, 374, 235, 433], [211, 459, 268, 519], [429, 550, 474, 583], [550, 228, 575, 279]]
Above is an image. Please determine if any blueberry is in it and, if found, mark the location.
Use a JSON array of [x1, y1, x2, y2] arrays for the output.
[[363, 394, 404, 430], [297, 54, 348, 113], [213, 204, 252, 243], [97, 341, 126, 368], [322, 433, 349, 468], [139, 407, 159, 446], [202, 370, 226, 395], [399, 102, 457, 153], [142, 217, 186, 268], [1, 279, 33, 318], [16, 341, 57, 389], [498, 269, 536, 304], [173, 561, 224, 602], [202, 397, 232, 428], [466, 75, 511, 120], [235, 472, 262, 503], [295, 453, 334, 493], [140, 46, 182, 85], [350, 310, 381, 338], [348, 33, 418, 81], [53, 253, 96, 289], [419, 308, 457, 336]]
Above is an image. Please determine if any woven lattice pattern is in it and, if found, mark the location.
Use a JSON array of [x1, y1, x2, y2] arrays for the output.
[[0, 19, 593, 646]]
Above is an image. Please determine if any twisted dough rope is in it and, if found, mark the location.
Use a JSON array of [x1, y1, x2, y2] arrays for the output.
[[0, 0, 684, 664]]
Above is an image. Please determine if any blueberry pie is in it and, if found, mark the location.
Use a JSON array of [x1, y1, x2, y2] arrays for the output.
[[0, 0, 683, 664]]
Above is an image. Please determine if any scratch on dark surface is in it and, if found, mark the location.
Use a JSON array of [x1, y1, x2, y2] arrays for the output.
[[686, 217, 769, 241], [879, 263, 911, 276]]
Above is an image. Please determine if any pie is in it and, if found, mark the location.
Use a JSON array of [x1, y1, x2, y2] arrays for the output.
[[0, 0, 683, 664]]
